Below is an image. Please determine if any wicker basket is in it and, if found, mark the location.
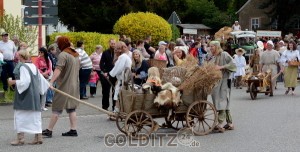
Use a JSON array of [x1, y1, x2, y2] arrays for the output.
[[147, 59, 167, 77], [288, 61, 300, 66], [161, 67, 187, 87]]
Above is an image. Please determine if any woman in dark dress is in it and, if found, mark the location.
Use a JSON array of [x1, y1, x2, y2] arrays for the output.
[[132, 49, 149, 85]]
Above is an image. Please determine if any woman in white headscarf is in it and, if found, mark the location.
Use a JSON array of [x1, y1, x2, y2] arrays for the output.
[[259, 40, 283, 96]]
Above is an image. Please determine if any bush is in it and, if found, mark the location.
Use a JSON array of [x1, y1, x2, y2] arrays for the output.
[[48, 32, 119, 55], [113, 12, 172, 46]]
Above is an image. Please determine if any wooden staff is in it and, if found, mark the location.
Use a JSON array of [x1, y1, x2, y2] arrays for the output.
[[272, 72, 282, 81], [52, 87, 115, 116]]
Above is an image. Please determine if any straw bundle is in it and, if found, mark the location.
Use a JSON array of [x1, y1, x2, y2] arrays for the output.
[[178, 54, 199, 69], [178, 63, 222, 93], [161, 67, 187, 87], [214, 26, 233, 40]]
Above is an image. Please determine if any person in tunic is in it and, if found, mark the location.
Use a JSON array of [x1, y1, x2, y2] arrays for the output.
[[233, 48, 246, 89], [208, 41, 236, 133], [249, 49, 260, 73], [109, 41, 132, 113], [281, 41, 300, 95], [42, 36, 80, 138], [8, 50, 49, 145], [259, 40, 283, 96]]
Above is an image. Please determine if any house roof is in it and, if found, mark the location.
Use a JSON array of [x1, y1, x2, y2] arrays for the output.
[[236, 0, 251, 14], [177, 24, 211, 30]]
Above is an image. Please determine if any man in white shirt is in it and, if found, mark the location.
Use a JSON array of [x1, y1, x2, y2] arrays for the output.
[[0, 32, 17, 91]]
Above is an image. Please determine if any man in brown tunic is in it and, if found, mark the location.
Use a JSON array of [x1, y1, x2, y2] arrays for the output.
[[42, 36, 80, 137]]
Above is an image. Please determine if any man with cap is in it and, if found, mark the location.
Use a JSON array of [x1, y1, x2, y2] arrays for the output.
[[0, 32, 17, 91], [154, 41, 168, 63], [259, 40, 283, 96]]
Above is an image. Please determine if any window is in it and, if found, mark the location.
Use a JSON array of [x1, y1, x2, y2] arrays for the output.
[[251, 18, 259, 30]]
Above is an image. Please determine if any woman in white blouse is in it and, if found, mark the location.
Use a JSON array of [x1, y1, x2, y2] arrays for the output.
[[281, 41, 300, 95]]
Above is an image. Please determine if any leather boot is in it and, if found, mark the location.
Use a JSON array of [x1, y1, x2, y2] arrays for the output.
[[10, 132, 25, 146], [29, 133, 43, 145]]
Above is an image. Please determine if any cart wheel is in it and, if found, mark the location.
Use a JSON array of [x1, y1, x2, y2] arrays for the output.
[[116, 112, 127, 134], [124, 110, 154, 140], [186, 100, 217, 136], [249, 82, 257, 100], [164, 114, 187, 130]]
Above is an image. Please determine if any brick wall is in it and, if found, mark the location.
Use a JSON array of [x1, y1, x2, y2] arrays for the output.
[[238, 0, 272, 31]]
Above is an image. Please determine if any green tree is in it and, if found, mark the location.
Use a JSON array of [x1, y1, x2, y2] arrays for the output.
[[259, 0, 300, 32], [0, 12, 37, 54], [58, 0, 237, 33], [182, 0, 231, 31]]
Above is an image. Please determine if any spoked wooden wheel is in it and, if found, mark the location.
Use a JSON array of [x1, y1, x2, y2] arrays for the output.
[[164, 114, 187, 130], [186, 100, 217, 136], [249, 82, 257, 100], [116, 112, 127, 134], [124, 110, 154, 140]]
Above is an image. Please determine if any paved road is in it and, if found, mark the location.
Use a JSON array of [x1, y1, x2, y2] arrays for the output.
[[1, 82, 300, 152]]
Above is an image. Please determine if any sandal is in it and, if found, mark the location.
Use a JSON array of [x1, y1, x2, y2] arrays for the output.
[[223, 124, 235, 130], [213, 125, 225, 133]]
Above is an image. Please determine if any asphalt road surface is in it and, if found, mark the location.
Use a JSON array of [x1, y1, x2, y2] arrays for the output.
[[1, 82, 300, 152]]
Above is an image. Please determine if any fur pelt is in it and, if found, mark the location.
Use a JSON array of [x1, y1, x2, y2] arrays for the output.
[[153, 82, 182, 109]]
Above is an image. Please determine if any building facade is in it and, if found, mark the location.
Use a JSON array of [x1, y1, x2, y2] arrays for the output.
[[236, 0, 274, 31]]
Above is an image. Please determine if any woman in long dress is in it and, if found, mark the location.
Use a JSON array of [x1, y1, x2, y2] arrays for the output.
[[208, 41, 236, 133], [281, 41, 300, 95], [249, 49, 260, 73], [8, 50, 48, 145]]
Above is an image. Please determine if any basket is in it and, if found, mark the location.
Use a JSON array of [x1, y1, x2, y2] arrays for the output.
[[147, 59, 167, 77], [147, 59, 167, 68], [288, 61, 300, 66], [161, 67, 187, 87]]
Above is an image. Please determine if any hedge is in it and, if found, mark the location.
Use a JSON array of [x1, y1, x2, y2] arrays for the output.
[[48, 32, 119, 55], [113, 12, 172, 46]]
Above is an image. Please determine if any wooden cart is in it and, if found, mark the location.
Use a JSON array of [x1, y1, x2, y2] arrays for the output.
[[115, 87, 218, 139], [246, 74, 273, 100]]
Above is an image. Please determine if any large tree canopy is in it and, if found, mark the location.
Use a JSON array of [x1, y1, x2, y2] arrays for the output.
[[58, 0, 236, 33], [260, 0, 300, 32]]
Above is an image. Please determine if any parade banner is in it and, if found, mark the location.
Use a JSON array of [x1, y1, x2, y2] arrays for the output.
[[256, 30, 281, 37]]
